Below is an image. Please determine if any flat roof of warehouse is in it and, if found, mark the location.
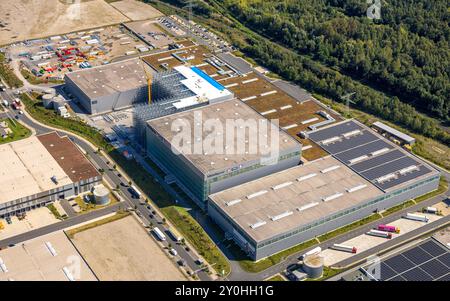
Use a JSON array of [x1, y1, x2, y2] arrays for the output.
[[0, 136, 73, 204], [209, 156, 383, 243], [37, 132, 100, 182], [0, 133, 100, 204], [65, 58, 150, 99], [147, 99, 301, 175], [308, 120, 438, 192], [0, 231, 97, 281]]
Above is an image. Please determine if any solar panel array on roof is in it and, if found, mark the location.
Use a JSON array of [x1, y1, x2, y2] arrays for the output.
[[308, 120, 435, 191], [363, 239, 450, 281]]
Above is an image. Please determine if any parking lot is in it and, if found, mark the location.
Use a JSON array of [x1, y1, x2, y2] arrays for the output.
[[159, 15, 231, 52], [124, 20, 175, 49], [0, 207, 60, 241], [7, 25, 150, 81], [321, 211, 443, 266]]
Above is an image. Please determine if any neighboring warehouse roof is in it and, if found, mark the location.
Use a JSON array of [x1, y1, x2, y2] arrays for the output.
[[372, 121, 416, 144], [0, 133, 100, 204], [147, 99, 301, 175], [308, 120, 438, 192], [209, 156, 383, 243], [0, 231, 97, 281], [37, 132, 100, 182], [0, 136, 73, 205], [64, 58, 149, 99], [171, 66, 233, 108]]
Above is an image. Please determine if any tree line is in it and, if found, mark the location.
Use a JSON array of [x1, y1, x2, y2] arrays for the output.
[[224, 0, 449, 121]]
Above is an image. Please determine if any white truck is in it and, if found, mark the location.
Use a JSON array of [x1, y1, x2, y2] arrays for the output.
[[405, 213, 429, 222], [152, 227, 166, 241], [367, 229, 393, 239], [332, 244, 357, 253], [301, 247, 322, 259], [2, 99, 8, 107]]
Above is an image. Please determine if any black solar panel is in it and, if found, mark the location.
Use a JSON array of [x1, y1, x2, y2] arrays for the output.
[[362, 239, 450, 282], [420, 259, 449, 279], [420, 240, 447, 257], [384, 254, 415, 273], [361, 156, 419, 181], [322, 133, 379, 154], [332, 140, 391, 164], [377, 167, 432, 190], [402, 267, 434, 281], [379, 262, 397, 280], [402, 247, 433, 265], [437, 252, 450, 268], [308, 121, 362, 142], [349, 149, 402, 172]]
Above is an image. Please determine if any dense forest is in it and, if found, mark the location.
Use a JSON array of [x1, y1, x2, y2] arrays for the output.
[[223, 0, 449, 120], [150, 0, 450, 146]]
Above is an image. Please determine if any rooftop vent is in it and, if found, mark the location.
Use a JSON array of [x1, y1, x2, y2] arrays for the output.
[[375, 173, 397, 183], [399, 165, 419, 175], [342, 130, 362, 138], [371, 148, 390, 157]]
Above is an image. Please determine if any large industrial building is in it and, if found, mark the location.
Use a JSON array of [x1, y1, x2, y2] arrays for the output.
[[134, 65, 234, 145], [145, 99, 302, 209], [208, 120, 440, 260], [64, 58, 150, 115], [0, 132, 102, 218]]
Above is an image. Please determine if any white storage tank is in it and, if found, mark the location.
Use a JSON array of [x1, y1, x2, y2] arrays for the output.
[[52, 95, 66, 110], [302, 254, 324, 279], [42, 94, 54, 108], [93, 184, 110, 205]]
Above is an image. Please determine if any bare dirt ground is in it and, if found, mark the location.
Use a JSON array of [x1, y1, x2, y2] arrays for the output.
[[110, 0, 164, 21], [70, 215, 186, 281], [0, 0, 129, 46]]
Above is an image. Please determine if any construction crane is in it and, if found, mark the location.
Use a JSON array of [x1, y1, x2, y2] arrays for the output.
[[139, 57, 153, 105]]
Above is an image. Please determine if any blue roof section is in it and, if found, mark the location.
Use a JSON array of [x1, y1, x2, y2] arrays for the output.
[[190, 66, 225, 91]]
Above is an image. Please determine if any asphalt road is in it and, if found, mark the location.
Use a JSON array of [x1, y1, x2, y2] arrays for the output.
[[0, 89, 211, 281]]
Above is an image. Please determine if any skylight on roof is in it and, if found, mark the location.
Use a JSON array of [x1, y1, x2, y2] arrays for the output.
[[271, 181, 293, 191], [322, 193, 344, 202], [321, 165, 340, 173], [297, 202, 319, 212], [270, 211, 293, 221], [296, 173, 317, 182], [250, 221, 267, 229], [246, 190, 268, 199]]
